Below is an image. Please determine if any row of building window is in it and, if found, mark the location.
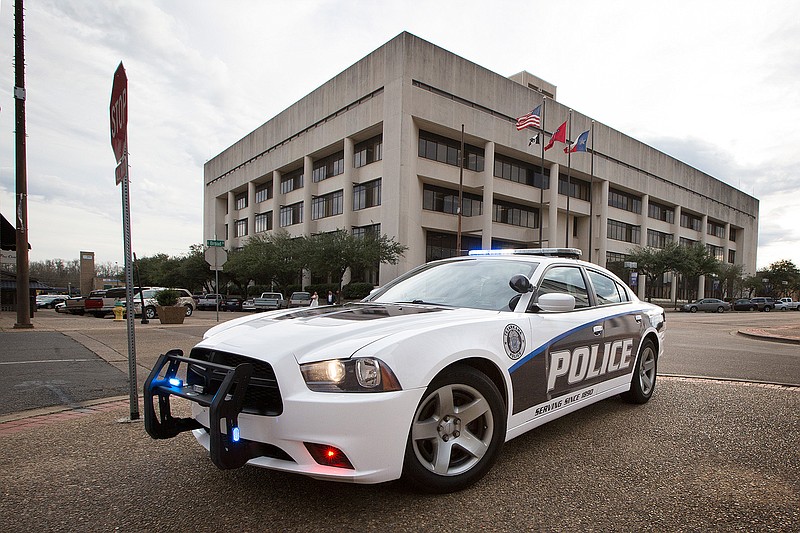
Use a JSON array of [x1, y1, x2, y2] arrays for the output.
[[422, 184, 539, 229], [312, 151, 345, 183], [311, 190, 344, 220], [418, 130, 485, 172], [493, 154, 550, 189]]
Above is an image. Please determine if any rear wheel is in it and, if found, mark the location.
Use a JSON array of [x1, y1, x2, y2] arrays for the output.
[[689, 306, 698, 313], [621, 339, 657, 404], [145, 306, 157, 320], [716, 306, 724, 313], [402, 366, 506, 493], [184, 304, 193, 317]]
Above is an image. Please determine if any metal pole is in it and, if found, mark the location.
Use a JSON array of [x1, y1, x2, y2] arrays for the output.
[[121, 152, 139, 420], [539, 98, 546, 248], [588, 120, 595, 263], [13, 0, 32, 329], [456, 124, 464, 255], [214, 247, 220, 322], [565, 110, 572, 247], [134, 252, 148, 324]]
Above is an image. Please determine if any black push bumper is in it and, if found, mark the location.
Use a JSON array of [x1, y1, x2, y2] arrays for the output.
[[143, 349, 264, 469]]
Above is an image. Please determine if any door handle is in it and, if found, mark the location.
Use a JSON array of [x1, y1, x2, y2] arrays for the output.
[[635, 315, 642, 323], [592, 325, 603, 336]]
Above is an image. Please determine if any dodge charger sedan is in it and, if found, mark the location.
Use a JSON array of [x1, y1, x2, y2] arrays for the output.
[[144, 248, 665, 493]]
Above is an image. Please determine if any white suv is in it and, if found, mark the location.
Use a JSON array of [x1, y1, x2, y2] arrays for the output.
[[134, 288, 195, 319]]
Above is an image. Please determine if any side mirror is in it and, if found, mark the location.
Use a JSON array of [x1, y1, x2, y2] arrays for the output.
[[509, 275, 532, 294], [537, 293, 576, 312]]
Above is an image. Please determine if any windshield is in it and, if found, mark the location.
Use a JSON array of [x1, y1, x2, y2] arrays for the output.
[[369, 258, 539, 311]]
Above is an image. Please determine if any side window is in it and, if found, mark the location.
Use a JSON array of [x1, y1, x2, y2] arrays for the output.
[[587, 270, 623, 305], [535, 266, 590, 309]]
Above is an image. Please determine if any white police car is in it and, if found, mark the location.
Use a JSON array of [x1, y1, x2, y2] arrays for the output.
[[145, 249, 665, 493]]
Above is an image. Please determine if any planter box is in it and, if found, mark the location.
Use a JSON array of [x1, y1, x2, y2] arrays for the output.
[[156, 306, 186, 324]]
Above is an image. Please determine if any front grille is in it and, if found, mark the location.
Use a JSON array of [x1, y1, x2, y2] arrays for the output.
[[188, 348, 283, 416]]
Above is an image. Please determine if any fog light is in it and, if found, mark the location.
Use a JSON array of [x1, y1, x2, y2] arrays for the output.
[[304, 442, 354, 469]]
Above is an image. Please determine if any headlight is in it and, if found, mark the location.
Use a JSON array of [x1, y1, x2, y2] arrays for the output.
[[300, 357, 401, 392]]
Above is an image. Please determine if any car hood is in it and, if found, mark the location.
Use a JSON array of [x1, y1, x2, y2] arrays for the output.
[[197, 303, 483, 364]]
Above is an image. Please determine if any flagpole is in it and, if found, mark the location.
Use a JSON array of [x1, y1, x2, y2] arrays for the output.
[[565, 109, 572, 247], [539, 98, 546, 248], [588, 120, 595, 263]]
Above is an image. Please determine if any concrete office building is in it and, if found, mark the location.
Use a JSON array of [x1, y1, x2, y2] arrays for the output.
[[203, 32, 758, 300]]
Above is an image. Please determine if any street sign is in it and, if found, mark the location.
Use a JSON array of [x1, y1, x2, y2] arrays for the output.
[[110, 62, 128, 168], [206, 239, 224, 247]]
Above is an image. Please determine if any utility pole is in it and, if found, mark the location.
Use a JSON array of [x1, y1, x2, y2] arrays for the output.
[[14, 0, 32, 329]]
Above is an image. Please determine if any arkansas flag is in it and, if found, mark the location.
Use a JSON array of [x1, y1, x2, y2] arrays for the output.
[[564, 130, 589, 153], [544, 120, 567, 151]]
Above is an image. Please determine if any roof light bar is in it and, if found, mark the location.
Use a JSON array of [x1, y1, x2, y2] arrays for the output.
[[468, 248, 582, 259]]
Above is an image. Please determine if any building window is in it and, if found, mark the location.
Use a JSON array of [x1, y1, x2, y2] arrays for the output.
[[707, 220, 725, 238], [706, 243, 724, 261], [423, 184, 482, 217], [353, 223, 381, 239], [354, 178, 382, 210], [312, 151, 345, 183], [728, 249, 736, 263], [425, 231, 482, 261], [605, 252, 629, 279], [558, 175, 591, 201], [730, 228, 737, 242], [254, 211, 273, 233], [493, 154, 549, 189], [648, 201, 674, 223], [280, 168, 304, 194], [311, 190, 344, 220], [608, 188, 641, 214], [493, 200, 538, 229], [279, 202, 303, 227], [607, 219, 640, 244], [647, 229, 673, 249], [234, 218, 248, 238], [235, 192, 248, 211], [418, 130, 484, 172], [679, 237, 697, 247], [255, 182, 273, 203], [680, 212, 702, 232], [354, 135, 382, 168]]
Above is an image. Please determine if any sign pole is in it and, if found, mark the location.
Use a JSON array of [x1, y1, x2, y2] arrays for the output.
[[215, 246, 220, 322], [110, 62, 139, 421]]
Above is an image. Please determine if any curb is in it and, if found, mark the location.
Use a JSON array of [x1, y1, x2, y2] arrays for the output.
[[738, 328, 800, 345]]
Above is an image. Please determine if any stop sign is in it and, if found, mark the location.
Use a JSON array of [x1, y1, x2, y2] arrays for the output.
[[110, 62, 128, 165]]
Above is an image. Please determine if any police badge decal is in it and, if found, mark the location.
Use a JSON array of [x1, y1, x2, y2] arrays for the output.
[[503, 324, 526, 360]]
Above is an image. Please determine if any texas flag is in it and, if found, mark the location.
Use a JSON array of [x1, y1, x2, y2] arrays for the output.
[[564, 130, 589, 153], [544, 120, 568, 151]]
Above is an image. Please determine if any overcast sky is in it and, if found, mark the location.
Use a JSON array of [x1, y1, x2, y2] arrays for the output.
[[1, 0, 798, 271]]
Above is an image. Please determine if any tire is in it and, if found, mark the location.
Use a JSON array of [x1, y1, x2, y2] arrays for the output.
[[184, 304, 193, 317], [621, 338, 657, 404], [764, 306, 771, 312], [716, 306, 724, 313], [689, 306, 698, 313], [402, 366, 506, 494], [144, 306, 157, 320]]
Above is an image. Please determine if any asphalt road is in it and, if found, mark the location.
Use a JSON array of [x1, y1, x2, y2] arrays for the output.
[[0, 308, 797, 531]]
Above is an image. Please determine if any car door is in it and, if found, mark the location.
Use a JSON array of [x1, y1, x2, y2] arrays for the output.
[[509, 264, 612, 417]]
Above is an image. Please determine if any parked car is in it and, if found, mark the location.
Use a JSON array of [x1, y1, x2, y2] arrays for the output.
[[680, 298, 730, 313], [750, 297, 776, 312], [133, 288, 196, 319], [776, 298, 800, 311], [253, 292, 287, 311], [242, 299, 256, 312], [144, 247, 666, 493], [35, 294, 69, 309], [289, 291, 312, 307], [197, 294, 224, 311], [733, 299, 757, 311], [222, 297, 243, 312]]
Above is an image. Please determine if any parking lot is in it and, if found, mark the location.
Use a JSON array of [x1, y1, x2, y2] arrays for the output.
[[0, 307, 798, 531]]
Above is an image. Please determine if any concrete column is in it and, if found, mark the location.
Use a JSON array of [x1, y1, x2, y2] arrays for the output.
[[548, 163, 559, 247], [226, 191, 235, 242], [698, 214, 708, 298], [273, 170, 283, 229], [247, 181, 256, 237], [723, 222, 731, 264], [303, 156, 313, 235], [597, 180, 609, 266], [343, 137, 355, 231], [481, 141, 495, 249], [638, 194, 650, 299]]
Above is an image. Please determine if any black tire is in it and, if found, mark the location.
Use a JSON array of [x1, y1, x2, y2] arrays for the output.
[[184, 304, 193, 317], [621, 338, 657, 404], [764, 306, 771, 312], [716, 306, 724, 313], [689, 306, 698, 313], [402, 365, 506, 494], [145, 306, 157, 320]]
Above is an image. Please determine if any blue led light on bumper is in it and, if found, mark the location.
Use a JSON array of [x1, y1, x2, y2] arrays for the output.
[[168, 377, 183, 387], [232, 427, 240, 442]]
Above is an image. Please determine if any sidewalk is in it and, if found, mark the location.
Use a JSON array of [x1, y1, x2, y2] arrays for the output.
[[738, 323, 800, 344]]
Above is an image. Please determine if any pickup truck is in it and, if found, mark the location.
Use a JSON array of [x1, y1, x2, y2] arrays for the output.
[[777, 298, 800, 311], [84, 288, 128, 317], [253, 292, 287, 311], [196, 294, 223, 311]]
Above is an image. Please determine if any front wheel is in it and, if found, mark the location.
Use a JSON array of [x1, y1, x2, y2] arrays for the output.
[[184, 305, 193, 317], [402, 366, 506, 494], [144, 306, 157, 320], [621, 339, 657, 404], [764, 306, 771, 312], [689, 306, 698, 313]]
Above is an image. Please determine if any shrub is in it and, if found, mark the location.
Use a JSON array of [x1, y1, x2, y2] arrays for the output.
[[342, 282, 375, 300], [155, 288, 180, 307]]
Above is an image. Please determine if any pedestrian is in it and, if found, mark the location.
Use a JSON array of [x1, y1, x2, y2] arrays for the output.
[[310, 292, 319, 307], [326, 290, 335, 305]]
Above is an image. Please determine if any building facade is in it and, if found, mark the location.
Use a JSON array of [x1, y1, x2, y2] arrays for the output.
[[203, 32, 758, 299]]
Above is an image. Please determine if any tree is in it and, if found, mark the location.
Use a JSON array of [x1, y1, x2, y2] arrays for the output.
[[627, 244, 677, 302]]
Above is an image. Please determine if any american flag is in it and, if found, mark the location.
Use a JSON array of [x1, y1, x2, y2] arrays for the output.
[[515, 105, 542, 130]]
